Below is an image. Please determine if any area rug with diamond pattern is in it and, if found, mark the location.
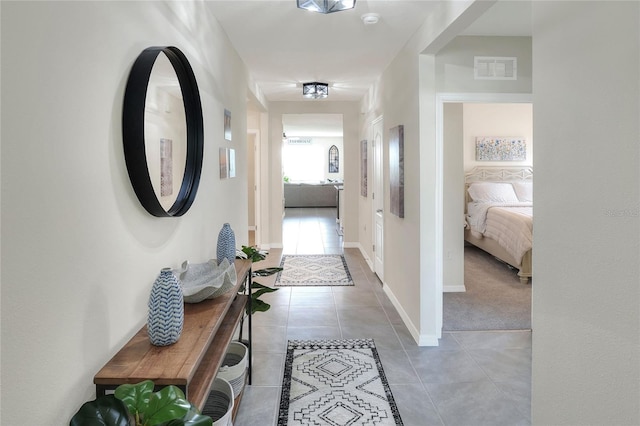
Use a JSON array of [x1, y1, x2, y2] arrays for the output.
[[275, 255, 354, 286], [278, 339, 403, 426]]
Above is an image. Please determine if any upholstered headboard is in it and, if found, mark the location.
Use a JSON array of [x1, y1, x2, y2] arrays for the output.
[[464, 166, 533, 206]]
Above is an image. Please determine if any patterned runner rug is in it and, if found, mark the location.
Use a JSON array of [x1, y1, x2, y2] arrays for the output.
[[275, 255, 354, 286], [278, 339, 403, 426]]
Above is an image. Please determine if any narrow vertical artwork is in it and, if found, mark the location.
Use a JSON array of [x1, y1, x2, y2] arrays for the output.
[[219, 147, 229, 179], [160, 138, 173, 197], [228, 148, 236, 178], [328, 145, 339, 173], [224, 109, 232, 141], [360, 139, 368, 197], [389, 125, 404, 218]]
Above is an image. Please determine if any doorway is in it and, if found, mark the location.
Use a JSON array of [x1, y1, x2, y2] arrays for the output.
[[281, 114, 344, 255], [438, 95, 533, 332]]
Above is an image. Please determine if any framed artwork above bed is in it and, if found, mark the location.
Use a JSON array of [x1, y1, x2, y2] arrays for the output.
[[476, 137, 526, 161]]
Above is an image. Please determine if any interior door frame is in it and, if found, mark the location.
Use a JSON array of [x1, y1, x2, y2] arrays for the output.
[[434, 92, 533, 335], [371, 115, 384, 281], [247, 129, 261, 247]]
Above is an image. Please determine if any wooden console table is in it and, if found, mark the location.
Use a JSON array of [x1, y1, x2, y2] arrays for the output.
[[94, 259, 252, 413]]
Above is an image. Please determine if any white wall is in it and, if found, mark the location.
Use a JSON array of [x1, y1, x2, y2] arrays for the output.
[[443, 103, 465, 291], [463, 103, 533, 170], [531, 2, 639, 424], [1, 2, 250, 424], [436, 36, 532, 94]]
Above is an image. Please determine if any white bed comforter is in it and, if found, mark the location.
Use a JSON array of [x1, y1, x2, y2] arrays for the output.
[[467, 202, 533, 263]]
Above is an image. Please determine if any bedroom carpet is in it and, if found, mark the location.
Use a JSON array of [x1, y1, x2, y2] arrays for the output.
[[443, 245, 532, 331], [275, 254, 354, 286], [277, 339, 403, 426]]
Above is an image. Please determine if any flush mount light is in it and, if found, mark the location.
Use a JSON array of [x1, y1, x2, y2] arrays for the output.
[[302, 82, 329, 99], [297, 0, 356, 14]]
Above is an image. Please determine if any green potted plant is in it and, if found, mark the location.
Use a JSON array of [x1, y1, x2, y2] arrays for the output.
[[70, 380, 212, 426], [236, 245, 282, 315]]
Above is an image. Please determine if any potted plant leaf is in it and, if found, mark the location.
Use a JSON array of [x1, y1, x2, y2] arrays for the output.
[[236, 245, 282, 315], [70, 380, 212, 426]]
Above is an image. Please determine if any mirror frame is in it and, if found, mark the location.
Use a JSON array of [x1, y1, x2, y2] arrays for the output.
[[123, 46, 204, 217]]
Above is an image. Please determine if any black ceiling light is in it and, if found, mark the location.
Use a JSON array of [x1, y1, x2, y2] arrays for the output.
[[297, 0, 356, 14], [302, 82, 329, 99]]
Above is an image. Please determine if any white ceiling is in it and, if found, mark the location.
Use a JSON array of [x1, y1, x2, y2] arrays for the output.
[[205, 0, 532, 134]]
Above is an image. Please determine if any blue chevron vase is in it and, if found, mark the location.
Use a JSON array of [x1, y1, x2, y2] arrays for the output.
[[216, 223, 236, 265], [147, 268, 184, 346]]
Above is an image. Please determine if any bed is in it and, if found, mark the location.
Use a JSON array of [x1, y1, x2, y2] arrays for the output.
[[464, 167, 533, 284]]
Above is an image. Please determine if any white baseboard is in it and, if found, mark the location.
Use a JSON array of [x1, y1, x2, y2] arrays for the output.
[[248, 225, 256, 231], [382, 282, 439, 347], [444, 284, 466, 292]]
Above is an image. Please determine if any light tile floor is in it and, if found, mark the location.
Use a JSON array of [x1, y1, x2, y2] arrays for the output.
[[235, 208, 531, 426]]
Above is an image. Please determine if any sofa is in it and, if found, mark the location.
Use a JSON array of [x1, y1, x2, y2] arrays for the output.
[[284, 182, 341, 207]]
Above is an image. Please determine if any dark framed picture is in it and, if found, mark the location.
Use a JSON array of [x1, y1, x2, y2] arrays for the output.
[[389, 125, 404, 218]]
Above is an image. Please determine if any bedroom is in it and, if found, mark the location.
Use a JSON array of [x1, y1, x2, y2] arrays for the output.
[[443, 102, 533, 331]]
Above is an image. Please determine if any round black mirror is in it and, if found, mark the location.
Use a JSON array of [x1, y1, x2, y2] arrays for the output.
[[123, 46, 203, 217]]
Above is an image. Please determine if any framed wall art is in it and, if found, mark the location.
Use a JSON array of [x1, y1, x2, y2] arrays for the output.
[[219, 147, 228, 179], [328, 145, 339, 173], [224, 109, 232, 141], [389, 125, 404, 218], [475, 137, 526, 161], [160, 138, 173, 197], [360, 139, 367, 197]]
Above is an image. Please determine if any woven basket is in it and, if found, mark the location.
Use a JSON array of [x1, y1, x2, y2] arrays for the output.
[[203, 377, 234, 426], [216, 342, 248, 397]]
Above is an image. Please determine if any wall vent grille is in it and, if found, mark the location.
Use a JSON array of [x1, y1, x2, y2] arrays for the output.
[[474, 56, 517, 80]]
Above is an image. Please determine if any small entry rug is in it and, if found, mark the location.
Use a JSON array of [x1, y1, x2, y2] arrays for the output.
[[275, 255, 354, 286], [278, 339, 403, 426]]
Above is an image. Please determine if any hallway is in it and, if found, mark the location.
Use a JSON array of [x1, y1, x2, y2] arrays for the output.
[[235, 208, 531, 425]]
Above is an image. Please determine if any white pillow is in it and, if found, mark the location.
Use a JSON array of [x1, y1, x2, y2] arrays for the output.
[[512, 181, 533, 202], [467, 182, 519, 202]]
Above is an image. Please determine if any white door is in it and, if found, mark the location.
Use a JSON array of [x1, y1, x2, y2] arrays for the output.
[[372, 116, 384, 281]]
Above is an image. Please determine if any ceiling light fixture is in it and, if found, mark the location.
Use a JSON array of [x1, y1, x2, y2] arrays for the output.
[[361, 13, 379, 25], [302, 82, 329, 99], [297, 0, 356, 14]]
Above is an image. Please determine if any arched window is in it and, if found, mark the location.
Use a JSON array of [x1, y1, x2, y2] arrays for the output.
[[328, 145, 339, 173]]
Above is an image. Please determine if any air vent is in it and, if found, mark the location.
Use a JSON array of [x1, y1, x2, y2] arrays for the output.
[[474, 56, 517, 80]]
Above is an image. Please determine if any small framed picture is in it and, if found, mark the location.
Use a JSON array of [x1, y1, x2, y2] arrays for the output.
[[219, 148, 229, 179], [224, 109, 232, 141]]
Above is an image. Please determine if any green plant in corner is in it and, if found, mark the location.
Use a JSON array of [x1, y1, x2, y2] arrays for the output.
[[70, 380, 212, 426]]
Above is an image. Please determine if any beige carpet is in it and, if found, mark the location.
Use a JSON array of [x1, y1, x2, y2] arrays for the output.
[[443, 245, 532, 331]]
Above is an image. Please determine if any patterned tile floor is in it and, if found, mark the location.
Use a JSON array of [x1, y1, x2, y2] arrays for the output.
[[235, 208, 531, 426]]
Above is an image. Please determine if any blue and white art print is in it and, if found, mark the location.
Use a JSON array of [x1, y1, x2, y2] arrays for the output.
[[476, 137, 526, 161]]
